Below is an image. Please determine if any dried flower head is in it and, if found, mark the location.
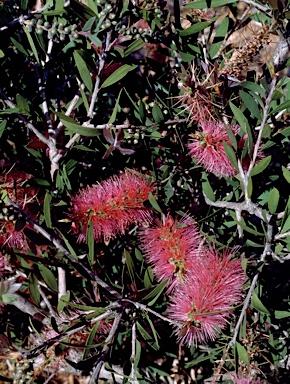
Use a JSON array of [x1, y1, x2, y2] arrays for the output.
[[220, 24, 271, 79], [168, 247, 245, 345], [174, 85, 215, 125], [139, 214, 202, 291], [71, 170, 155, 242], [188, 121, 239, 178]]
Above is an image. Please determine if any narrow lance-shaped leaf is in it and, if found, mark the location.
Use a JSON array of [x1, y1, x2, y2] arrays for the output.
[[23, 26, 39, 63], [268, 187, 279, 214], [185, 0, 236, 8], [251, 292, 270, 314], [251, 156, 271, 176], [86, 219, 94, 266], [148, 192, 162, 213], [73, 51, 93, 93], [56, 113, 100, 136], [43, 192, 52, 229], [101, 64, 138, 88], [236, 342, 249, 365], [223, 141, 239, 171], [202, 172, 215, 202], [282, 165, 290, 184], [38, 264, 58, 292]]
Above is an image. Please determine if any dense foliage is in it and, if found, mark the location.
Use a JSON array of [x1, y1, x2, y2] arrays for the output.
[[1, 0, 290, 382]]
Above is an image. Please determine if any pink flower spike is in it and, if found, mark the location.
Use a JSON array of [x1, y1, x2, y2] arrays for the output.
[[168, 247, 245, 346], [70, 170, 155, 243], [139, 215, 203, 291], [187, 121, 239, 178]]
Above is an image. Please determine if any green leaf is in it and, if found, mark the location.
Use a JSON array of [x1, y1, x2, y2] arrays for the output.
[[210, 16, 229, 59], [101, 64, 137, 88], [268, 187, 279, 214], [185, 0, 236, 8], [270, 100, 290, 115], [148, 192, 162, 213], [73, 51, 93, 93], [202, 172, 215, 202], [23, 26, 39, 64], [108, 89, 123, 124], [236, 342, 249, 365], [240, 90, 261, 120], [43, 192, 52, 229], [240, 81, 266, 98], [38, 264, 58, 292], [86, 219, 94, 266], [282, 166, 290, 184], [10, 37, 28, 55], [0, 107, 20, 115], [124, 39, 144, 57], [178, 20, 215, 36], [57, 229, 78, 260], [223, 142, 239, 171], [136, 322, 158, 350], [83, 321, 100, 359], [0, 49, 4, 58], [0, 120, 7, 139], [57, 291, 70, 312], [229, 101, 249, 132], [1, 293, 17, 304], [135, 248, 143, 261], [152, 104, 164, 123], [144, 267, 154, 289], [251, 156, 271, 176], [124, 249, 135, 284], [251, 292, 270, 314], [16, 94, 30, 115], [138, 100, 146, 124], [247, 175, 253, 199], [274, 310, 290, 319], [142, 279, 167, 303], [281, 215, 290, 233], [28, 273, 40, 305], [56, 113, 100, 136], [134, 339, 141, 370], [144, 312, 160, 349]]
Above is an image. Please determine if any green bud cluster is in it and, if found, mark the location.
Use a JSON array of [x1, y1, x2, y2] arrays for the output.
[[25, 18, 79, 42], [0, 200, 16, 221], [125, 128, 144, 145], [120, 25, 153, 41]]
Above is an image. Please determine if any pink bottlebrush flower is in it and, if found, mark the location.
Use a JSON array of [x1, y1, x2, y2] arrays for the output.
[[0, 220, 29, 251], [71, 170, 155, 242], [187, 121, 239, 178], [139, 215, 202, 291], [167, 247, 245, 346]]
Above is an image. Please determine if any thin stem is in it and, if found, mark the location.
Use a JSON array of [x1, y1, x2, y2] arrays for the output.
[[88, 31, 113, 119], [89, 311, 123, 384]]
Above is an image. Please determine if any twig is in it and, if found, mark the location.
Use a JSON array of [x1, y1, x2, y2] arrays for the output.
[[275, 230, 290, 240], [88, 31, 114, 119], [122, 299, 177, 325], [89, 311, 123, 384], [38, 283, 58, 318], [130, 317, 138, 384], [6, 197, 122, 299], [21, 310, 111, 360], [240, 0, 270, 14]]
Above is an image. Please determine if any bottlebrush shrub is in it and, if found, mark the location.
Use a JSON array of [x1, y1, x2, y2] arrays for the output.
[[70, 170, 155, 242], [167, 247, 245, 345]]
